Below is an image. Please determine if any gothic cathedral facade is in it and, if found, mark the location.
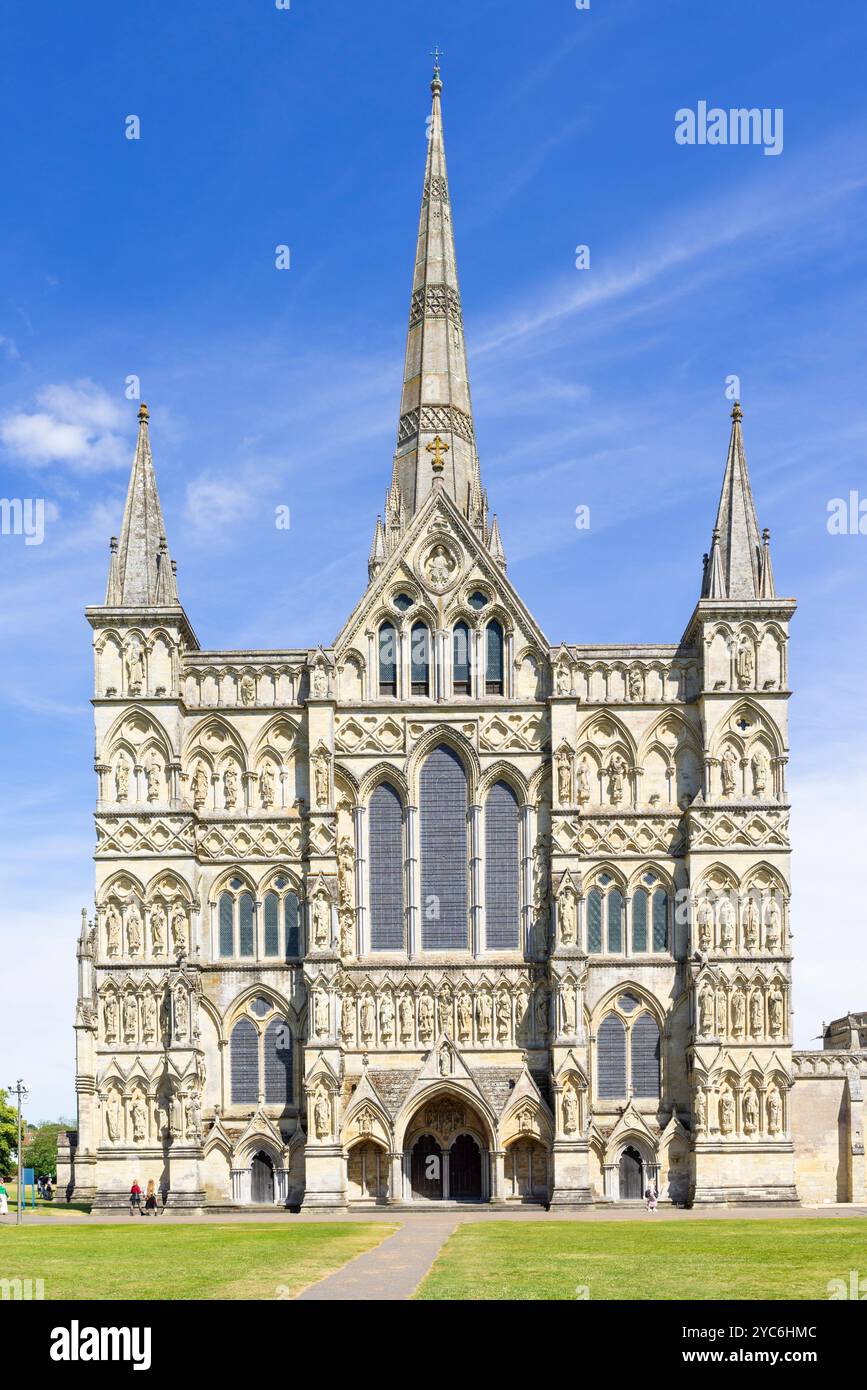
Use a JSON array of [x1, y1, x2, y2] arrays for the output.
[[69, 67, 865, 1210]]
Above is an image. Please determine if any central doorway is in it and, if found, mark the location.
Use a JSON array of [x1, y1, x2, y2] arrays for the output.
[[618, 1145, 643, 1200], [251, 1151, 275, 1204], [410, 1134, 443, 1200], [449, 1134, 482, 1200]]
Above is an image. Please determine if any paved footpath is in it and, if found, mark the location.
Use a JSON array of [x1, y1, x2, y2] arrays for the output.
[[295, 1213, 458, 1301]]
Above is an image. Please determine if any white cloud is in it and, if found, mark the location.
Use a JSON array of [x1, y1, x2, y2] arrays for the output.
[[185, 473, 254, 536], [0, 335, 19, 360], [0, 379, 129, 471]]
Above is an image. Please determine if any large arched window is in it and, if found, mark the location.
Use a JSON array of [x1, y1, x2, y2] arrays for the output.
[[411, 622, 431, 696], [587, 879, 624, 953], [219, 891, 234, 958], [231, 1002, 294, 1108], [597, 1014, 627, 1098], [652, 888, 669, 953], [369, 782, 405, 951], [230, 1017, 259, 1104], [420, 745, 468, 950], [631, 1013, 661, 1098], [378, 621, 397, 697], [453, 621, 471, 695], [485, 620, 504, 695], [632, 889, 648, 952], [263, 881, 301, 960], [485, 780, 520, 950], [218, 882, 256, 959]]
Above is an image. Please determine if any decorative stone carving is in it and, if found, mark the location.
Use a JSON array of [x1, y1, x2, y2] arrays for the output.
[[477, 990, 492, 1041], [695, 1089, 707, 1135], [127, 905, 143, 956], [731, 989, 745, 1037], [313, 1086, 331, 1139], [223, 765, 239, 809], [336, 837, 354, 907], [259, 762, 275, 808], [171, 903, 188, 954], [606, 754, 626, 804], [150, 903, 166, 956], [561, 978, 577, 1034], [699, 988, 714, 1037], [558, 885, 577, 946], [311, 891, 331, 950], [765, 896, 782, 951], [174, 987, 188, 1041], [555, 661, 571, 695], [576, 757, 591, 805], [562, 1084, 578, 1134], [750, 991, 764, 1037], [312, 666, 329, 698], [767, 1089, 782, 1134], [744, 895, 760, 951], [131, 1097, 148, 1143], [115, 757, 130, 802], [457, 991, 472, 1041], [360, 994, 375, 1042], [721, 746, 738, 796], [399, 993, 414, 1043], [379, 993, 394, 1042], [769, 990, 783, 1038], [106, 1092, 121, 1141], [495, 988, 510, 1041], [144, 756, 161, 802], [696, 897, 712, 950], [751, 748, 769, 797], [556, 747, 573, 804], [103, 995, 118, 1042], [240, 673, 256, 706], [736, 641, 755, 689], [142, 993, 157, 1042], [341, 997, 356, 1044], [718, 897, 734, 950], [419, 994, 434, 1042], [125, 640, 145, 694], [719, 1092, 735, 1135], [191, 762, 209, 809], [313, 750, 330, 808], [106, 905, 121, 956], [743, 1089, 759, 1134], [122, 993, 138, 1041], [313, 988, 329, 1037]]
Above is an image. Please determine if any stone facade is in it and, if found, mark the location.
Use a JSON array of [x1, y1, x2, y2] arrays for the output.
[[66, 65, 864, 1210]]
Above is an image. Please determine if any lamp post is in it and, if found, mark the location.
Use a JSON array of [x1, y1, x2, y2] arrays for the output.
[[7, 1079, 28, 1225]]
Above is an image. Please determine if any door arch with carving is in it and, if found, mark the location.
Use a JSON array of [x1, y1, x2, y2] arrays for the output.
[[410, 1133, 443, 1200]]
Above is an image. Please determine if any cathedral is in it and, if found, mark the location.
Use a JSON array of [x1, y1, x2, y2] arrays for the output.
[[65, 65, 865, 1210]]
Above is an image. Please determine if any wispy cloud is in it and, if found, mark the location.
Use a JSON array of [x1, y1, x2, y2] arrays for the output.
[[0, 380, 129, 472]]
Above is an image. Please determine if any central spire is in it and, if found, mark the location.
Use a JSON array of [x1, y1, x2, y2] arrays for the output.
[[385, 61, 485, 534]]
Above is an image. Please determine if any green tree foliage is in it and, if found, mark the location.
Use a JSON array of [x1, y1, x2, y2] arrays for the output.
[[22, 1120, 72, 1178], [0, 1089, 20, 1176]]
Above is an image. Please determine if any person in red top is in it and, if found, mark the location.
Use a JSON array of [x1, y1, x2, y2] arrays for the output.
[[129, 1180, 143, 1215]]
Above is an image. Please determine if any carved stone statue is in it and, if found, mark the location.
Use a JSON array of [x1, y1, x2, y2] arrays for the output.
[[751, 748, 769, 797], [379, 994, 394, 1042], [696, 896, 712, 950], [115, 757, 130, 802], [719, 1092, 735, 1136], [558, 887, 577, 946], [628, 667, 643, 701], [360, 994, 375, 1041], [437, 992, 451, 1036], [731, 989, 745, 1037], [142, 993, 157, 1042], [223, 764, 239, 809], [105, 905, 121, 956], [240, 673, 256, 706], [103, 995, 118, 1041], [191, 762, 209, 809], [576, 757, 591, 805], [767, 1090, 782, 1134], [715, 987, 727, 1037], [562, 1085, 578, 1134], [555, 661, 570, 695], [312, 666, 328, 698], [744, 895, 760, 951], [457, 991, 472, 1040], [336, 837, 354, 907], [171, 904, 187, 954], [769, 991, 783, 1037], [750, 991, 764, 1037], [427, 543, 453, 587], [556, 749, 572, 804], [106, 1093, 121, 1141], [150, 903, 166, 955], [259, 761, 275, 808], [477, 991, 492, 1041], [313, 989, 329, 1037], [718, 896, 734, 950], [743, 1089, 759, 1134], [419, 994, 434, 1042], [311, 893, 330, 950], [131, 1097, 148, 1143], [695, 1089, 707, 1134], [126, 905, 143, 956], [399, 994, 414, 1042], [341, 997, 356, 1044], [535, 988, 548, 1040], [125, 639, 145, 694], [313, 1088, 330, 1140], [122, 993, 138, 1041], [174, 988, 188, 1040], [144, 756, 161, 802], [721, 746, 738, 796], [561, 978, 577, 1034], [313, 751, 330, 808], [736, 641, 755, 689], [606, 754, 626, 805], [698, 989, 714, 1037], [495, 989, 510, 1041], [764, 896, 782, 951]]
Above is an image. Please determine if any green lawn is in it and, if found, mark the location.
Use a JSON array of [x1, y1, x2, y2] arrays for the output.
[[415, 1218, 867, 1301], [0, 1221, 395, 1300]]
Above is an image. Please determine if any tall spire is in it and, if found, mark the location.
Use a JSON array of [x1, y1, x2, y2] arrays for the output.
[[106, 403, 179, 606], [702, 402, 773, 600], [389, 59, 479, 524]]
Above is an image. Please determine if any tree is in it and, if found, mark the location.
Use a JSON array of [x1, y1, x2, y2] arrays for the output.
[[22, 1121, 72, 1179], [0, 1089, 19, 1177]]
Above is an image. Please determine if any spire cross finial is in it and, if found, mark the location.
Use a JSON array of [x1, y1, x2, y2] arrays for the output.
[[138, 402, 149, 423], [425, 434, 450, 472], [431, 45, 443, 73], [731, 400, 743, 422]]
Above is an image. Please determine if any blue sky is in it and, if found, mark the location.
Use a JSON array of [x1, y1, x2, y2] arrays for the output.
[[1, 0, 866, 1120]]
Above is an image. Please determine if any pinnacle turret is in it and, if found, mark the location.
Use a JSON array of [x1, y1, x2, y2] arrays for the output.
[[105, 404, 179, 607], [701, 403, 774, 600]]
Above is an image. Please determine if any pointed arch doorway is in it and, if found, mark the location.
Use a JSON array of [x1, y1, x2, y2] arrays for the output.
[[251, 1150, 275, 1204], [403, 1093, 492, 1203], [618, 1146, 644, 1200]]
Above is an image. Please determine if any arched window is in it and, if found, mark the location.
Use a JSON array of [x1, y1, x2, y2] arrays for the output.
[[597, 1014, 627, 1098], [369, 782, 405, 951], [485, 620, 504, 694], [587, 889, 603, 953], [219, 891, 234, 958], [263, 1017, 293, 1105], [263, 885, 300, 959], [485, 781, 519, 950], [652, 889, 669, 953], [284, 892, 300, 958], [239, 892, 255, 957], [632, 889, 648, 953], [230, 1018, 259, 1104], [264, 893, 280, 957], [608, 889, 623, 953], [631, 1013, 661, 1098], [420, 745, 468, 950], [378, 622, 397, 697], [453, 621, 471, 695], [411, 622, 431, 696]]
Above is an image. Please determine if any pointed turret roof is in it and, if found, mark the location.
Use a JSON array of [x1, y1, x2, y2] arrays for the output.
[[389, 59, 480, 527], [105, 403, 179, 606], [701, 402, 773, 600]]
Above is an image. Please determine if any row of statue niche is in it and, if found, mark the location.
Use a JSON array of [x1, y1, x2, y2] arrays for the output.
[[188, 753, 330, 810], [114, 753, 163, 802], [695, 892, 783, 952], [328, 983, 550, 1046], [555, 662, 661, 703], [720, 745, 771, 797], [104, 901, 188, 957], [697, 984, 784, 1039], [557, 749, 627, 805], [102, 983, 192, 1045], [103, 1085, 203, 1144], [695, 1087, 783, 1137]]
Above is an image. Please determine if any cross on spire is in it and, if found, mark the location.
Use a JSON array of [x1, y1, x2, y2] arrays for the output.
[[425, 434, 450, 472]]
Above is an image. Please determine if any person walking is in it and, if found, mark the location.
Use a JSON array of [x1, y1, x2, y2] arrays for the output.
[[144, 1179, 158, 1215], [645, 1181, 658, 1213], [129, 1180, 142, 1215], [0, 1179, 8, 1216]]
